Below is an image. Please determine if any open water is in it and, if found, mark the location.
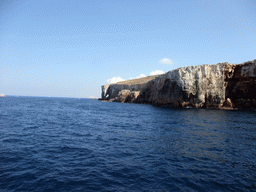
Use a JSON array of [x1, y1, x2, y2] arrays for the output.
[[0, 96, 256, 191]]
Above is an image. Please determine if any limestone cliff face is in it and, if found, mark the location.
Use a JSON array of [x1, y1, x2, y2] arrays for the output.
[[101, 60, 256, 109], [224, 60, 256, 109], [101, 75, 159, 101], [101, 84, 145, 101], [137, 63, 227, 108]]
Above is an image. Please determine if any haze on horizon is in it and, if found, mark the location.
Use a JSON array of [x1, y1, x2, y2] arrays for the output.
[[0, 0, 255, 98]]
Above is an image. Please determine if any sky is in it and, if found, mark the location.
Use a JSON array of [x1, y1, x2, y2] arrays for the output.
[[0, 0, 255, 98]]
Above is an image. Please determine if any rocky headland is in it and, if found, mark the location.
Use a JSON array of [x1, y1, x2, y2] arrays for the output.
[[100, 59, 256, 109]]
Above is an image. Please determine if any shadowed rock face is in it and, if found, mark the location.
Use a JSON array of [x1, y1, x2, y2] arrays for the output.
[[101, 59, 256, 109], [225, 60, 256, 109]]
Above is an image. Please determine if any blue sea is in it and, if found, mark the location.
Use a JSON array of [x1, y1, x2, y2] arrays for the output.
[[0, 96, 256, 191]]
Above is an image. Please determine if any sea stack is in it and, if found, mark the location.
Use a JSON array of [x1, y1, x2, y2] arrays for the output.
[[100, 59, 256, 110]]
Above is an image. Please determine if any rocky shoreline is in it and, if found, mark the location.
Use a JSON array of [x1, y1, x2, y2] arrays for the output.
[[100, 59, 256, 110]]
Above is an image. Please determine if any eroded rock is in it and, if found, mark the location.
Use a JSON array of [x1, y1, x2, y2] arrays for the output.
[[114, 90, 131, 103], [100, 59, 256, 109]]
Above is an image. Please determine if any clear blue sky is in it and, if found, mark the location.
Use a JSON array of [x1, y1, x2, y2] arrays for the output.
[[0, 0, 255, 98]]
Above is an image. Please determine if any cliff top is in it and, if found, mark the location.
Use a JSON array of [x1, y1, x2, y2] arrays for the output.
[[106, 60, 256, 86], [114, 75, 160, 85]]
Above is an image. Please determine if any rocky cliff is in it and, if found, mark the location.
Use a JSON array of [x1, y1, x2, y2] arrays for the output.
[[101, 75, 159, 101], [100, 60, 256, 109]]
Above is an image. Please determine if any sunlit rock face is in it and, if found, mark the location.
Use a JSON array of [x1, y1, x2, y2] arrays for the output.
[[137, 63, 226, 108], [114, 89, 131, 103], [101, 59, 256, 109]]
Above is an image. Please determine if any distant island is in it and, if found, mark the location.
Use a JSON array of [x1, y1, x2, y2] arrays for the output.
[[0, 93, 6, 97], [100, 59, 256, 110]]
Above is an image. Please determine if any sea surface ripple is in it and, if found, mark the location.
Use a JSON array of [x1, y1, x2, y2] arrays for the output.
[[0, 97, 256, 191]]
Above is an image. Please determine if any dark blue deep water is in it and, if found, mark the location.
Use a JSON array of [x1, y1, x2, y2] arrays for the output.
[[1, 96, 256, 191]]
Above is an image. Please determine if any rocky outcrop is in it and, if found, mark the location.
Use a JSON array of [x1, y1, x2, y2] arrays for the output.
[[101, 75, 159, 100], [112, 90, 140, 103], [114, 89, 131, 102], [100, 59, 256, 109], [224, 60, 256, 109]]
